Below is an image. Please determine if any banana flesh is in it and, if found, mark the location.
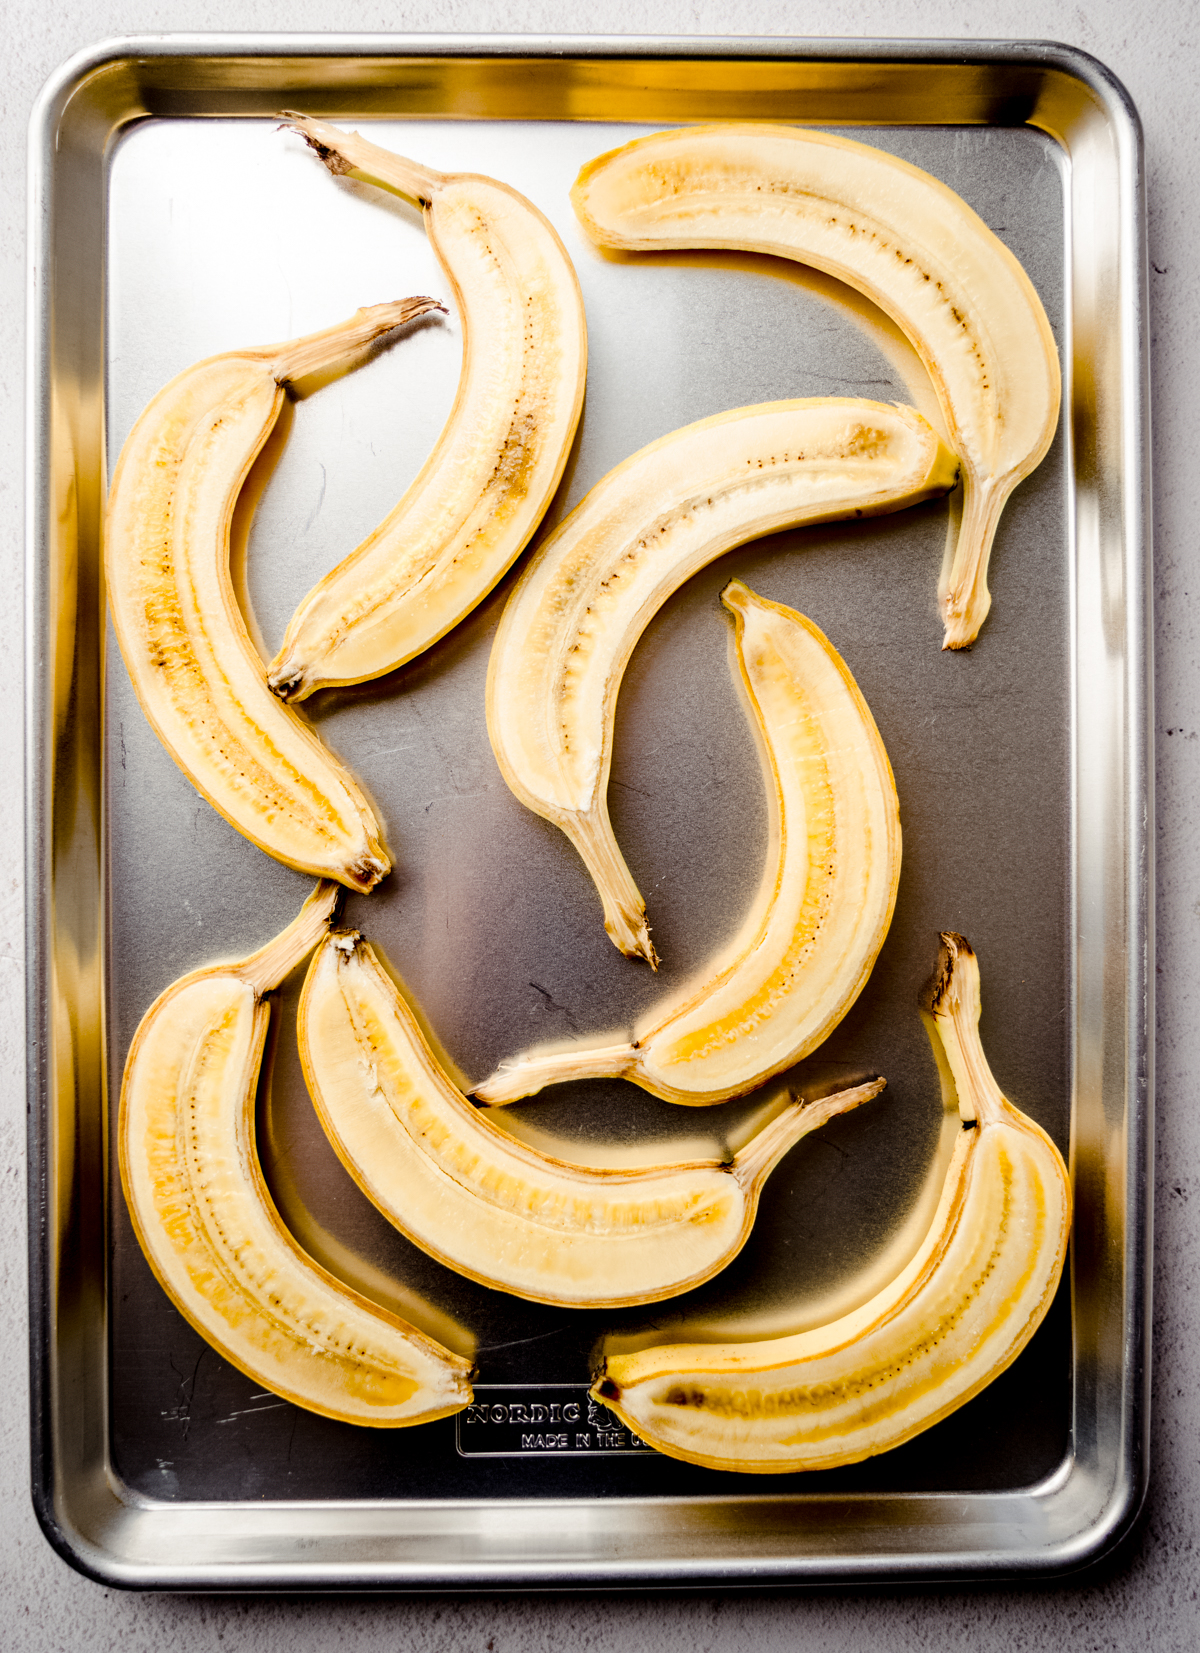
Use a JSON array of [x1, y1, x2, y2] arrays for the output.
[[572, 125, 1061, 649], [486, 399, 954, 964], [105, 302, 442, 890], [297, 927, 886, 1308], [477, 579, 902, 1107], [119, 884, 475, 1427], [591, 934, 1071, 1473], [267, 116, 588, 700]]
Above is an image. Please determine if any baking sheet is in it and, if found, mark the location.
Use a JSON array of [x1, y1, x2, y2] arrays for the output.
[[27, 36, 1150, 1588]]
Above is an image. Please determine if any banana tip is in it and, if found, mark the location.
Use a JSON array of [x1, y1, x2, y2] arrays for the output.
[[267, 666, 305, 701], [468, 1083, 508, 1108], [792, 1070, 885, 1108], [940, 595, 986, 651], [614, 934, 660, 970], [279, 113, 356, 176], [720, 577, 751, 614], [344, 855, 390, 894], [919, 931, 973, 1015]]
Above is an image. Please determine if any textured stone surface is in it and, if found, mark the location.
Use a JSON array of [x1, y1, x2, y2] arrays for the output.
[[4, 1, 1198, 1645]]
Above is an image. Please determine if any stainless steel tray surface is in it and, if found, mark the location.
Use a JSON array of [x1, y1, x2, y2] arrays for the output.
[[27, 35, 1151, 1590]]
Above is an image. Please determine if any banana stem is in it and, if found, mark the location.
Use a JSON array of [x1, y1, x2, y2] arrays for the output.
[[924, 933, 1007, 1129], [267, 297, 446, 385], [473, 1040, 638, 1106], [282, 113, 448, 205], [240, 881, 341, 997], [939, 474, 1010, 650], [561, 810, 658, 967], [731, 1077, 886, 1189]]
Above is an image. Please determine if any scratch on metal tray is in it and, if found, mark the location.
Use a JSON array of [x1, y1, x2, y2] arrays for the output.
[[161, 1347, 205, 1440], [476, 1324, 572, 1354], [302, 463, 327, 535], [529, 981, 578, 1029], [216, 1402, 290, 1424]]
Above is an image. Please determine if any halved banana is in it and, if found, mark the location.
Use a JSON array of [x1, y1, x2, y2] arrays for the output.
[[477, 579, 901, 1107], [119, 884, 474, 1427], [572, 125, 1061, 649], [591, 934, 1071, 1473], [267, 116, 588, 700], [487, 399, 953, 964], [106, 302, 441, 890], [297, 926, 885, 1309]]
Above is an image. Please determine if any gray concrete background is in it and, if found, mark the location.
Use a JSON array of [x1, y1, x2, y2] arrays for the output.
[[3, 1, 1196, 1646]]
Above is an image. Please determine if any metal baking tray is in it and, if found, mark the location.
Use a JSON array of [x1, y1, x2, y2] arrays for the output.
[[26, 34, 1152, 1589]]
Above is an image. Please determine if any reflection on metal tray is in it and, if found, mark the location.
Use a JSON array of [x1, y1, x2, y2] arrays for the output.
[[27, 35, 1150, 1589]]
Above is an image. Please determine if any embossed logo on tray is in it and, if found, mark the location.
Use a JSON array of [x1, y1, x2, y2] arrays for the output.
[[455, 1385, 655, 1457]]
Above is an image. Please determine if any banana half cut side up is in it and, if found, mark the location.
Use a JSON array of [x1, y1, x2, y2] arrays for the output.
[[297, 927, 886, 1309], [572, 125, 1061, 649], [487, 398, 953, 965], [591, 934, 1072, 1473], [477, 579, 902, 1107], [119, 883, 474, 1427], [267, 115, 588, 700], [106, 301, 443, 891]]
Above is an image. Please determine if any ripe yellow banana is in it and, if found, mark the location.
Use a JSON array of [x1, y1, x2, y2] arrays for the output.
[[591, 934, 1071, 1472], [105, 301, 443, 890], [572, 125, 1061, 649], [487, 399, 953, 964], [477, 579, 902, 1107], [267, 116, 588, 700], [297, 926, 885, 1308], [119, 884, 474, 1427]]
